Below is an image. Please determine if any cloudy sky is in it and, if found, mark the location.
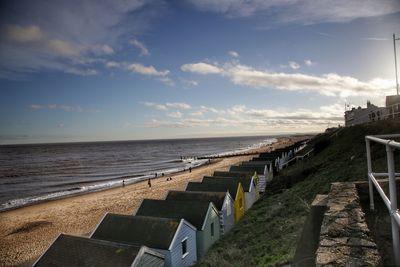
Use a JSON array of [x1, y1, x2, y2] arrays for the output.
[[0, 0, 399, 144]]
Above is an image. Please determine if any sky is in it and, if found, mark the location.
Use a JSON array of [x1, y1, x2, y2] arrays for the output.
[[0, 0, 399, 144]]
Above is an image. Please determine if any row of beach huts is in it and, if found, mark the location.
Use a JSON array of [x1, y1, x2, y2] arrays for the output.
[[33, 140, 307, 267]]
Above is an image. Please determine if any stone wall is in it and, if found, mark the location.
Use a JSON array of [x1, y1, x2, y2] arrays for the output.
[[315, 182, 381, 266]]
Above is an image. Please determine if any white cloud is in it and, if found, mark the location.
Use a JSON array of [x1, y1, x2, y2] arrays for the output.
[[65, 68, 98, 76], [4, 25, 81, 57], [181, 62, 222, 74], [142, 102, 191, 110], [288, 61, 300, 69], [127, 63, 169, 76], [3, 25, 116, 59], [182, 60, 394, 98], [185, 0, 400, 24], [166, 102, 191, 109], [130, 39, 150, 56], [30, 104, 83, 112], [4, 25, 46, 43], [181, 79, 199, 86], [159, 77, 175, 86], [105, 61, 121, 68], [229, 51, 239, 57], [304, 59, 313, 66], [142, 102, 168, 110], [168, 111, 183, 118], [91, 45, 114, 55]]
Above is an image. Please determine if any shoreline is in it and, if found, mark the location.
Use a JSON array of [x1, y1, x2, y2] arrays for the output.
[[0, 136, 300, 267]]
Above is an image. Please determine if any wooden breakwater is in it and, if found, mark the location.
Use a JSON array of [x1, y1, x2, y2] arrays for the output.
[[182, 151, 263, 161]]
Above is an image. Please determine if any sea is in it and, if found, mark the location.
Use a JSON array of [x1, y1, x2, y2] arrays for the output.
[[0, 136, 278, 212]]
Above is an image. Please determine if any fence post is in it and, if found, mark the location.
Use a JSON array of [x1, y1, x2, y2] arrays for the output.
[[386, 144, 400, 266], [365, 138, 374, 210]]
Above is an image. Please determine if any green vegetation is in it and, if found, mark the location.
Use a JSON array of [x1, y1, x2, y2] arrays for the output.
[[196, 120, 400, 267]]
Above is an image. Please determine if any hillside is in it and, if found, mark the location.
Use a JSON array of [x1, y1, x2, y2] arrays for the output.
[[196, 119, 400, 267]]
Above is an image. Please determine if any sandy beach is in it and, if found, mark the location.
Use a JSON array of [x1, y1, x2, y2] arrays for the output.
[[0, 137, 299, 267]]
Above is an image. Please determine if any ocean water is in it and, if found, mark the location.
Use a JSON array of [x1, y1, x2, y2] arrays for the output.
[[0, 136, 277, 211]]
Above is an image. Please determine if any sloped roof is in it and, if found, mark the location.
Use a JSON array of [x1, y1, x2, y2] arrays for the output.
[[230, 165, 265, 174], [213, 171, 252, 178], [166, 190, 227, 210], [186, 179, 240, 199], [242, 160, 271, 166], [258, 152, 282, 158], [91, 214, 180, 250], [252, 156, 277, 161], [203, 176, 252, 192], [35, 234, 140, 267], [136, 199, 211, 230]]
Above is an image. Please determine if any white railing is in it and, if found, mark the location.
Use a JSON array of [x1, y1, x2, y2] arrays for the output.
[[365, 134, 400, 266]]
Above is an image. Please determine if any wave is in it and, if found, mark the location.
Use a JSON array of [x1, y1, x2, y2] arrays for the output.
[[0, 158, 210, 212]]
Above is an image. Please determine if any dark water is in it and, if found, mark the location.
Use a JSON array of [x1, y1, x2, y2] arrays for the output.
[[0, 136, 277, 211]]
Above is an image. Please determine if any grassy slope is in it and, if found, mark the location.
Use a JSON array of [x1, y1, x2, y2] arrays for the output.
[[196, 120, 400, 267]]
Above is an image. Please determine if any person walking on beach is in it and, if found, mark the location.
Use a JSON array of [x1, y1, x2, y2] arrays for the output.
[[122, 180, 125, 187], [148, 178, 152, 188], [189, 167, 192, 173]]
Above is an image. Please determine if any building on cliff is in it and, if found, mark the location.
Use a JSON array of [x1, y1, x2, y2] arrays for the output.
[[344, 95, 400, 127]]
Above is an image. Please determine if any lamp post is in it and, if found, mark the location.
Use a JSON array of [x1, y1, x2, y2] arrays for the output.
[[394, 34, 400, 95]]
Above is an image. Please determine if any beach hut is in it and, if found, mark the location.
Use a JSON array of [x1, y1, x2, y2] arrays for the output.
[[166, 190, 235, 235], [91, 214, 197, 267], [34, 234, 164, 267], [135, 199, 220, 258], [241, 160, 274, 192], [203, 176, 258, 210], [186, 179, 245, 223]]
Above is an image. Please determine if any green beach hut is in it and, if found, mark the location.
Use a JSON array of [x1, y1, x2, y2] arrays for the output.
[[135, 199, 220, 259], [186, 179, 245, 223], [166, 190, 235, 235]]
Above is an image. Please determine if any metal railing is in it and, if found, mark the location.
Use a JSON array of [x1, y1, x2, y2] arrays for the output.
[[366, 134, 400, 266]]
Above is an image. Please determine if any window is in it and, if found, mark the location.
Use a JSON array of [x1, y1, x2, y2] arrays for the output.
[[211, 222, 214, 237], [181, 238, 188, 258]]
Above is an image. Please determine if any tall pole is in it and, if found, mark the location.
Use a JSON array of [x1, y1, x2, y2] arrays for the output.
[[394, 34, 399, 95]]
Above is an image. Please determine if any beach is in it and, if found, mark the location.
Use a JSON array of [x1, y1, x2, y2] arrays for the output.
[[0, 137, 297, 266]]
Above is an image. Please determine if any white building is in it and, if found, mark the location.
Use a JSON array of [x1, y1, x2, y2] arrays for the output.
[[386, 95, 400, 119], [344, 101, 387, 127]]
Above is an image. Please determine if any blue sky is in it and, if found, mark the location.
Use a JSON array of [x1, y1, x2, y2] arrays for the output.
[[0, 0, 399, 144]]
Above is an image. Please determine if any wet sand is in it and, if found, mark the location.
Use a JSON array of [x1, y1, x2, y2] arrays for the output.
[[0, 137, 297, 266]]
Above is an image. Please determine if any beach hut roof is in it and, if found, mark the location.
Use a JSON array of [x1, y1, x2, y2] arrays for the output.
[[166, 190, 227, 210], [136, 199, 212, 230], [258, 152, 282, 158], [203, 176, 252, 192], [230, 165, 265, 174], [91, 214, 183, 250], [34, 234, 143, 267], [243, 160, 272, 165], [213, 171, 252, 178], [186, 179, 240, 199]]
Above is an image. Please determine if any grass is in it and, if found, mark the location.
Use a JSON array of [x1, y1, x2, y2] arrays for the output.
[[196, 119, 400, 267]]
